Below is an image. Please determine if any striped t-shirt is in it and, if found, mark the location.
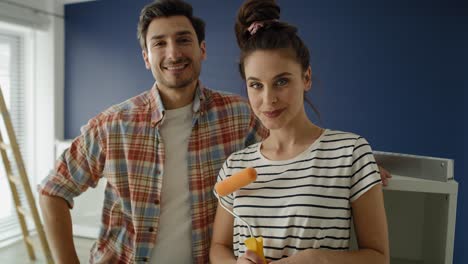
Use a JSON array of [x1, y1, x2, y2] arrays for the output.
[[216, 129, 381, 261]]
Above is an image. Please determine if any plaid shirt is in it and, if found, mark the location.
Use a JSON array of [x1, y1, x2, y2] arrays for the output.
[[39, 83, 268, 263]]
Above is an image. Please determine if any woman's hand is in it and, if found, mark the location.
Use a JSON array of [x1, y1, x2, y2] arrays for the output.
[[237, 250, 267, 264], [269, 249, 311, 264]]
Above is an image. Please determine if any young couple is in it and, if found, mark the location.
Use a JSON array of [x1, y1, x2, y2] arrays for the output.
[[39, 0, 389, 263]]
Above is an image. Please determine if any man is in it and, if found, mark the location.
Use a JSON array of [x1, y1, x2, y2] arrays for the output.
[[39, 1, 390, 263], [40, 1, 265, 263]]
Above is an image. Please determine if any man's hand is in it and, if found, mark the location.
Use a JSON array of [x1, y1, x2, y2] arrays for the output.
[[378, 165, 392, 186]]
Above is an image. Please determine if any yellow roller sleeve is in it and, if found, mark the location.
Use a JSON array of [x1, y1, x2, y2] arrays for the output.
[[244, 236, 266, 264]]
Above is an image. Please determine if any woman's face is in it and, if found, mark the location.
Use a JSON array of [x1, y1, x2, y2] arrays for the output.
[[244, 49, 311, 130]]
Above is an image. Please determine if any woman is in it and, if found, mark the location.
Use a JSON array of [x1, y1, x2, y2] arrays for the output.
[[209, 0, 389, 263]]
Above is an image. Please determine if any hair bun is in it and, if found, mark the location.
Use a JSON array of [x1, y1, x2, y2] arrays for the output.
[[235, 0, 280, 48]]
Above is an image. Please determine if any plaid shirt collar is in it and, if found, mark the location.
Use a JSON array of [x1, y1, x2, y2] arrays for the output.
[[149, 81, 206, 128]]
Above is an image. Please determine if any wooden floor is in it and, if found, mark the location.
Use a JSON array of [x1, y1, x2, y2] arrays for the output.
[[0, 236, 94, 264], [0, 237, 424, 264]]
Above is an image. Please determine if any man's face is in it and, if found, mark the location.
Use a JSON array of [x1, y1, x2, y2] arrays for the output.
[[143, 15, 206, 90]]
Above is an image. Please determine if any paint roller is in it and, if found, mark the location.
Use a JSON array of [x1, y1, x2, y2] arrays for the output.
[[214, 167, 266, 263]]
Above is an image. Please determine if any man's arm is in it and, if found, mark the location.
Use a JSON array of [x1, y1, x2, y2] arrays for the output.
[[39, 195, 79, 264], [38, 118, 106, 263]]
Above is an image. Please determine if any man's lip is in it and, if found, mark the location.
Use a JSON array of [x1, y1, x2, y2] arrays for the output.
[[162, 63, 189, 71]]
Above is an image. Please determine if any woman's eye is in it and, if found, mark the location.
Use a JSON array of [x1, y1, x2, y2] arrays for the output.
[[276, 78, 289, 86], [248, 82, 263, 89]]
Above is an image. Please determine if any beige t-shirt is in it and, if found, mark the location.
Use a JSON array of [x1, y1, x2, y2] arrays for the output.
[[151, 103, 193, 263]]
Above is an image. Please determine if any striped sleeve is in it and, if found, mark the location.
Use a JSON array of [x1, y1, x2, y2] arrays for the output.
[[349, 137, 381, 202], [215, 158, 235, 209]]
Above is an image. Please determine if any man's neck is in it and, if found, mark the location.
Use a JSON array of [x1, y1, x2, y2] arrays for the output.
[[157, 81, 198, 110]]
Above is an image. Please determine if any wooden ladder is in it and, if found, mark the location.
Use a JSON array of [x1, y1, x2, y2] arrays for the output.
[[0, 85, 54, 263]]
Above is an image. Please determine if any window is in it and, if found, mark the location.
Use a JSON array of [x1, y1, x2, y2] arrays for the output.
[[0, 22, 32, 245], [0, 0, 65, 248], [0, 34, 15, 220]]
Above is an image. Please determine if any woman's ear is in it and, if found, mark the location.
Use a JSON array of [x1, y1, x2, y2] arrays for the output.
[[304, 66, 312, 91]]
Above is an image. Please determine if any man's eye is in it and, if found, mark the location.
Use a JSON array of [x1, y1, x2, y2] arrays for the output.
[[179, 38, 192, 43], [153, 41, 165, 47]]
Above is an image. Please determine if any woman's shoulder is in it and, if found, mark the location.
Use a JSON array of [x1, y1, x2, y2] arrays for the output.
[[318, 129, 373, 155], [228, 142, 261, 161], [321, 129, 370, 144], [322, 129, 361, 139], [220, 143, 262, 178]]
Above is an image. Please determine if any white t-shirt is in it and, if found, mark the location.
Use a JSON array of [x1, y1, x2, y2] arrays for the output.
[[151, 103, 193, 263], [217, 129, 382, 261]]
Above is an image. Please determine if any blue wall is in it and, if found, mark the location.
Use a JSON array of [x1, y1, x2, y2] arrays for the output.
[[64, 0, 467, 262]]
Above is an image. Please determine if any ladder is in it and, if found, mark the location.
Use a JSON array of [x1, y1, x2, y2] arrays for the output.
[[0, 85, 54, 263]]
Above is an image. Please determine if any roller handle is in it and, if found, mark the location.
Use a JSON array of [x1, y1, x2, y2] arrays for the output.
[[244, 236, 266, 264]]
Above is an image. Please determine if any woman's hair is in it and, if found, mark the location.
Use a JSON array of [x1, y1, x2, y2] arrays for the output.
[[235, 0, 310, 78], [235, 0, 320, 119]]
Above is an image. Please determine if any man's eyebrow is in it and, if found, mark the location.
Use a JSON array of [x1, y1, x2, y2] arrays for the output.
[[176, 30, 193, 37], [149, 30, 194, 41]]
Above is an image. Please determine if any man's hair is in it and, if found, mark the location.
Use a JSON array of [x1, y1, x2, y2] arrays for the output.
[[137, 0, 206, 50]]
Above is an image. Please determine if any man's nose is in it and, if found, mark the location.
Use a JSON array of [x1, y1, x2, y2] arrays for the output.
[[166, 41, 183, 60]]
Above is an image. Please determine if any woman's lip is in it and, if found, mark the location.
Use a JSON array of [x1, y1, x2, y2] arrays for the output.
[[263, 108, 284, 118]]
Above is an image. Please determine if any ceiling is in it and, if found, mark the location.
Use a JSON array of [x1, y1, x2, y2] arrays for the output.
[[61, 0, 96, 4]]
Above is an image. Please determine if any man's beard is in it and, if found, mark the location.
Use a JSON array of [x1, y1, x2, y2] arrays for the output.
[[155, 59, 201, 89]]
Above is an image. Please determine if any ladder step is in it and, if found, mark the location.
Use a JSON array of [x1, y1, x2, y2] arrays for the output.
[[24, 236, 34, 246], [8, 174, 21, 185], [0, 142, 9, 150], [16, 206, 31, 218]]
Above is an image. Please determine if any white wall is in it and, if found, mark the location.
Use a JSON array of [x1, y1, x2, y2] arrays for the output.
[[32, 1, 65, 188]]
